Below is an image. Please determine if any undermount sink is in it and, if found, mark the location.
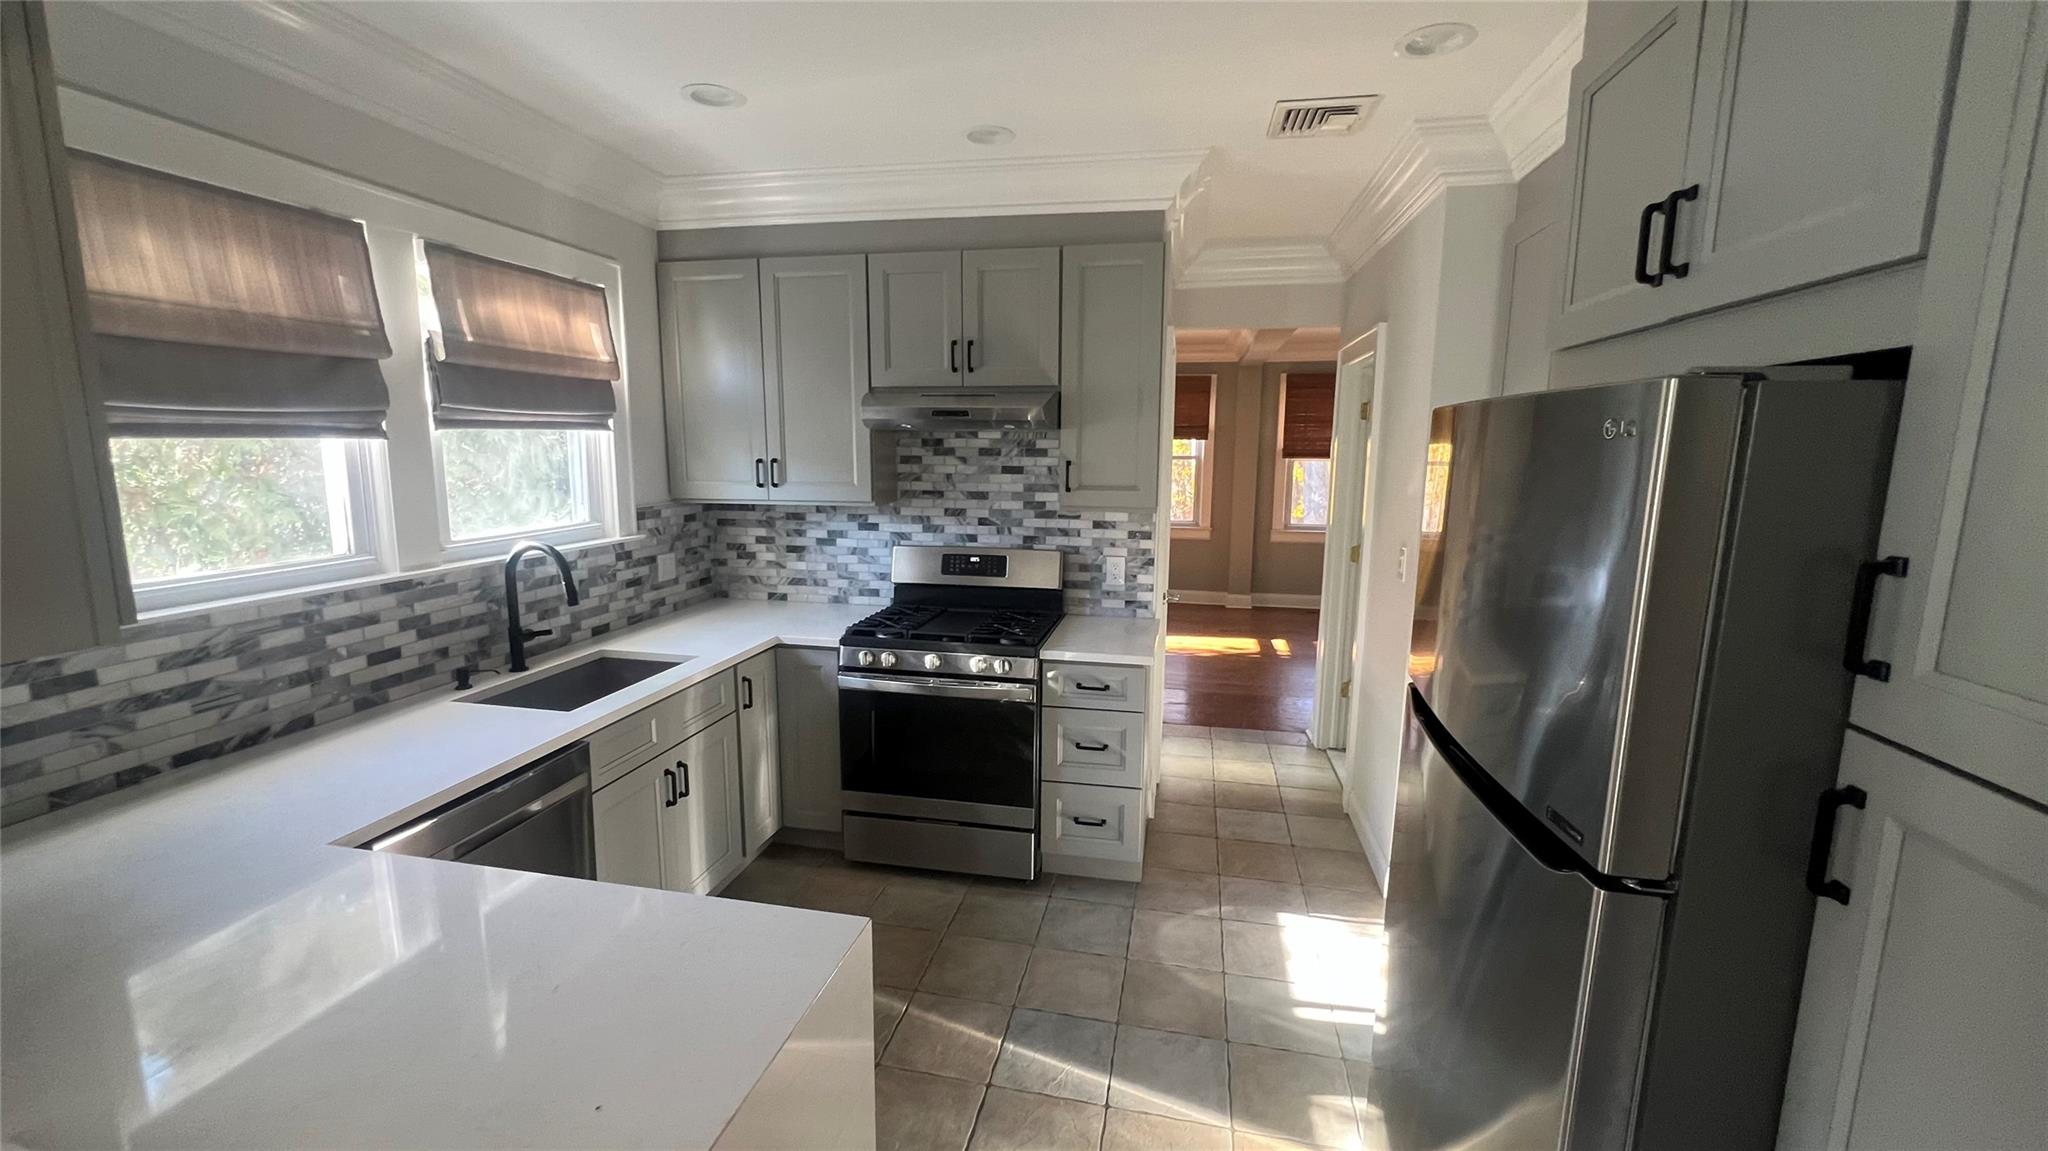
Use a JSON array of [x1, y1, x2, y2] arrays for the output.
[[464, 654, 683, 712]]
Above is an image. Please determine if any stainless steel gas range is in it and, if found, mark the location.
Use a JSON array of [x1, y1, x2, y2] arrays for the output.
[[838, 546, 1064, 880]]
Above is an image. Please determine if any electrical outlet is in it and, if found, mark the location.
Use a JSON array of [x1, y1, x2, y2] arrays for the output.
[[1103, 555, 1127, 588], [656, 554, 677, 582], [1396, 545, 1409, 583]]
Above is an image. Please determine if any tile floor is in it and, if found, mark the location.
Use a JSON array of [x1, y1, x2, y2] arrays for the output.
[[719, 727, 1387, 1151]]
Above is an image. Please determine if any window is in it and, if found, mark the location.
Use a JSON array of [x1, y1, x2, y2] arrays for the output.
[[1170, 374, 1215, 534], [1170, 438, 1209, 528], [1273, 371, 1336, 539]]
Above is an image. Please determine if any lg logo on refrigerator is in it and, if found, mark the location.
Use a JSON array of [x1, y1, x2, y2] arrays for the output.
[[1601, 418, 1640, 440]]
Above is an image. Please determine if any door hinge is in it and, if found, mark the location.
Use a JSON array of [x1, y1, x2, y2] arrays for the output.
[[1348, 543, 1360, 563], [1359, 401, 1370, 420], [1340, 680, 1351, 699]]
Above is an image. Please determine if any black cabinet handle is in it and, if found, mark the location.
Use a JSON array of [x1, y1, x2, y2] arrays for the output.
[[1073, 740, 1111, 752], [677, 760, 690, 799], [1074, 681, 1113, 693], [1072, 816, 1109, 828], [966, 338, 976, 372], [1844, 556, 1909, 681], [950, 338, 959, 373], [1064, 460, 1073, 492], [741, 675, 753, 710], [754, 457, 766, 488], [663, 767, 679, 807], [769, 458, 782, 487], [1658, 184, 1699, 279], [1635, 199, 1666, 287], [1806, 785, 1867, 905]]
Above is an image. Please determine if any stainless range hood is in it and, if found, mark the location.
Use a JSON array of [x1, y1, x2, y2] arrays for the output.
[[859, 388, 1058, 431]]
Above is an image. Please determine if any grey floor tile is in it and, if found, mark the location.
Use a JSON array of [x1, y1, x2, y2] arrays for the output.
[[1210, 728, 1269, 745], [719, 860, 807, 905], [991, 1007, 1116, 1104], [1224, 974, 1341, 1058], [1221, 921, 1296, 981], [873, 876, 968, 930], [1228, 1043, 1358, 1149], [1215, 808, 1292, 845], [1270, 745, 1331, 767], [1305, 885, 1384, 923], [1162, 736, 1214, 758], [952, 889, 1051, 943], [1164, 724, 1212, 739], [1273, 764, 1342, 793], [1161, 755, 1216, 780], [790, 865, 888, 915], [1103, 1108, 1233, 1151], [1159, 778, 1216, 807], [1348, 1059, 1387, 1151], [876, 924, 944, 990], [977, 871, 1059, 893], [875, 985, 914, 1060], [1219, 877, 1308, 926], [1293, 849, 1377, 892], [1015, 947, 1126, 1022], [880, 992, 1012, 1082], [1262, 730, 1310, 747], [1108, 1025, 1231, 1127], [1286, 815, 1363, 853], [1278, 788, 1347, 820], [1128, 909, 1223, 971], [1038, 898, 1134, 956], [1136, 867, 1221, 917], [1119, 959, 1225, 1039], [1052, 874, 1140, 908], [876, 1066, 986, 1151], [1149, 832, 1220, 874], [1212, 743, 1274, 766], [920, 934, 1034, 1004], [1214, 760, 1279, 786], [1153, 801, 1218, 836], [1211, 783, 1284, 812], [1218, 839, 1301, 884], [969, 1086, 1107, 1151]]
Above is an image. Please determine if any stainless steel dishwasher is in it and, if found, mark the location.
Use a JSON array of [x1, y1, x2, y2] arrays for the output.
[[365, 742, 594, 879]]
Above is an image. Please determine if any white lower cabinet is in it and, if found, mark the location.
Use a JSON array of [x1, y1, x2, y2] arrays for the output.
[[1039, 659, 1152, 881], [593, 755, 666, 890], [1042, 706, 1147, 789], [1777, 730, 2048, 1150], [736, 649, 781, 857], [1041, 782, 1144, 877], [776, 646, 843, 833], [593, 712, 745, 896]]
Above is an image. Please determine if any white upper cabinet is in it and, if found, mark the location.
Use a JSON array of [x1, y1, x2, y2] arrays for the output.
[[1059, 242, 1164, 511], [660, 259, 771, 501], [962, 247, 1060, 390], [868, 250, 960, 390], [1554, 1, 1964, 348], [760, 254, 875, 503], [1849, 2, 2048, 808]]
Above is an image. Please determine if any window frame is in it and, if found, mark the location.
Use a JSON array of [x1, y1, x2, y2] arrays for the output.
[[1271, 375, 1331, 542], [1168, 434, 1214, 539], [69, 93, 636, 618], [431, 426, 616, 562]]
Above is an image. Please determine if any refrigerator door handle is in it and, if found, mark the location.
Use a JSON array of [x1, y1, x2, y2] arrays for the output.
[[1408, 684, 1677, 898]]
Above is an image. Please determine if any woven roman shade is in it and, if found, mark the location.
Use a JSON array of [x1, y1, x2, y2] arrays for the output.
[[1174, 375, 1213, 440], [68, 152, 393, 437], [1280, 372, 1336, 458], [424, 243, 618, 430]]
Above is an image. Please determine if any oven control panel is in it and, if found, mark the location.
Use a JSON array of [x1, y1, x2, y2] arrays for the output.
[[940, 553, 1009, 578], [840, 646, 1037, 683]]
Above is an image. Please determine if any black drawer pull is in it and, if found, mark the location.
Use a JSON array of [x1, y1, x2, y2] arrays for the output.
[[1844, 556, 1909, 681], [663, 767, 680, 808], [741, 675, 753, 709], [1806, 785, 1866, 905], [677, 760, 691, 799], [1074, 682, 1113, 693], [1071, 816, 1109, 828], [1073, 740, 1111, 752]]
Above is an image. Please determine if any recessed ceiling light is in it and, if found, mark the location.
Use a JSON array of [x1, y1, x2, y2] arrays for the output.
[[681, 83, 746, 109], [966, 125, 1016, 146], [1396, 22, 1478, 59]]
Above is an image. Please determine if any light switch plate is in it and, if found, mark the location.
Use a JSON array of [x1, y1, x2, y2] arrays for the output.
[[656, 554, 677, 582], [1103, 555, 1127, 588]]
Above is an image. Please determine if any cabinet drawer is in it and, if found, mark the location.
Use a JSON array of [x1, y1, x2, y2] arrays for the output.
[[1042, 706, 1148, 788], [590, 670, 737, 789], [1041, 781, 1145, 863], [1042, 662, 1147, 712]]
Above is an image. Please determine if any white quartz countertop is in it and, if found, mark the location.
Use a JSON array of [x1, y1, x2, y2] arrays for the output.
[[1043, 614, 1164, 666], [0, 599, 875, 1150]]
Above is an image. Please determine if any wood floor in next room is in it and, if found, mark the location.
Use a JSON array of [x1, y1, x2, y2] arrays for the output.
[[1164, 604, 1322, 733], [720, 732, 1384, 1151]]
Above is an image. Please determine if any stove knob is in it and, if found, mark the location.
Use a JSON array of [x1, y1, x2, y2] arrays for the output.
[[992, 658, 1012, 676], [857, 650, 875, 667], [878, 651, 897, 669], [922, 653, 943, 671], [968, 655, 992, 674]]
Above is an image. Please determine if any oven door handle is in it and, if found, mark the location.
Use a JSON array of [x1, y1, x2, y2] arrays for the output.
[[837, 672, 1037, 704]]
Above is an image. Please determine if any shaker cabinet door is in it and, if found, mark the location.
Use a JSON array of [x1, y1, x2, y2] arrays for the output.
[[660, 714, 742, 895], [760, 254, 876, 503], [593, 760, 665, 890], [868, 250, 961, 390], [962, 247, 1059, 389], [1058, 242, 1163, 511], [736, 649, 782, 856], [660, 259, 771, 501]]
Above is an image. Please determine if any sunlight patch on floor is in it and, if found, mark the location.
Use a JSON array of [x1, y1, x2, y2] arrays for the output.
[[1166, 634, 1262, 656]]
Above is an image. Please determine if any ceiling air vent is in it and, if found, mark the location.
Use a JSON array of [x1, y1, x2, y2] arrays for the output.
[[1267, 95, 1380, 139]]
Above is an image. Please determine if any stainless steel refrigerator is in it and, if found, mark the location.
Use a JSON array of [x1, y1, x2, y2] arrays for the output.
[[1378, 371, 1901, 1151]]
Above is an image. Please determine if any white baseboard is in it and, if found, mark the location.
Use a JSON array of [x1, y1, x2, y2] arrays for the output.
[[1253, 592, 1321, 609], [1167, 590, 1320, 610], [1343, 784, 1392, 892]]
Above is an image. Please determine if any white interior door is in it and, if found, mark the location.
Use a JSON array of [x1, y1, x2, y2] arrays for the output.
[[1309, 326, 1380, 749], [1776, 729, 2048, 1151]]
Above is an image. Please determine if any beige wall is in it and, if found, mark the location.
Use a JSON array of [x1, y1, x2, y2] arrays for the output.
[[1169, 360, 1334, 600]]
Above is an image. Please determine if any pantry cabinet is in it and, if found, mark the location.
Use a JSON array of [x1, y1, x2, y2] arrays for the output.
[[736, 649, 781, 856], [1554, 0, 1964, 349], [1058, 242, 1164, 511], [660, 254, 885, 504], [867, 247, 1059, 391]]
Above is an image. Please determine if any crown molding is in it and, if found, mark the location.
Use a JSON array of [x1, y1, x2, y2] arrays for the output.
[[655, 149, 1207, 230], [83, 0, 664, 226], [1176, 241, 1347, 289], [1328, 115, 1515, 274], [1490, 11, 1584, 180]]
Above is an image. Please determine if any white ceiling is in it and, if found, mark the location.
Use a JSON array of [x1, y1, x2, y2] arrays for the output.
[[62, 1, 1581, 274]]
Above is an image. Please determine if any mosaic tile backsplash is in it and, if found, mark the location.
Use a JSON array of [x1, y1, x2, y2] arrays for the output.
[[1, 432, 1157, 825], [710, 432, 1158, 615]]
